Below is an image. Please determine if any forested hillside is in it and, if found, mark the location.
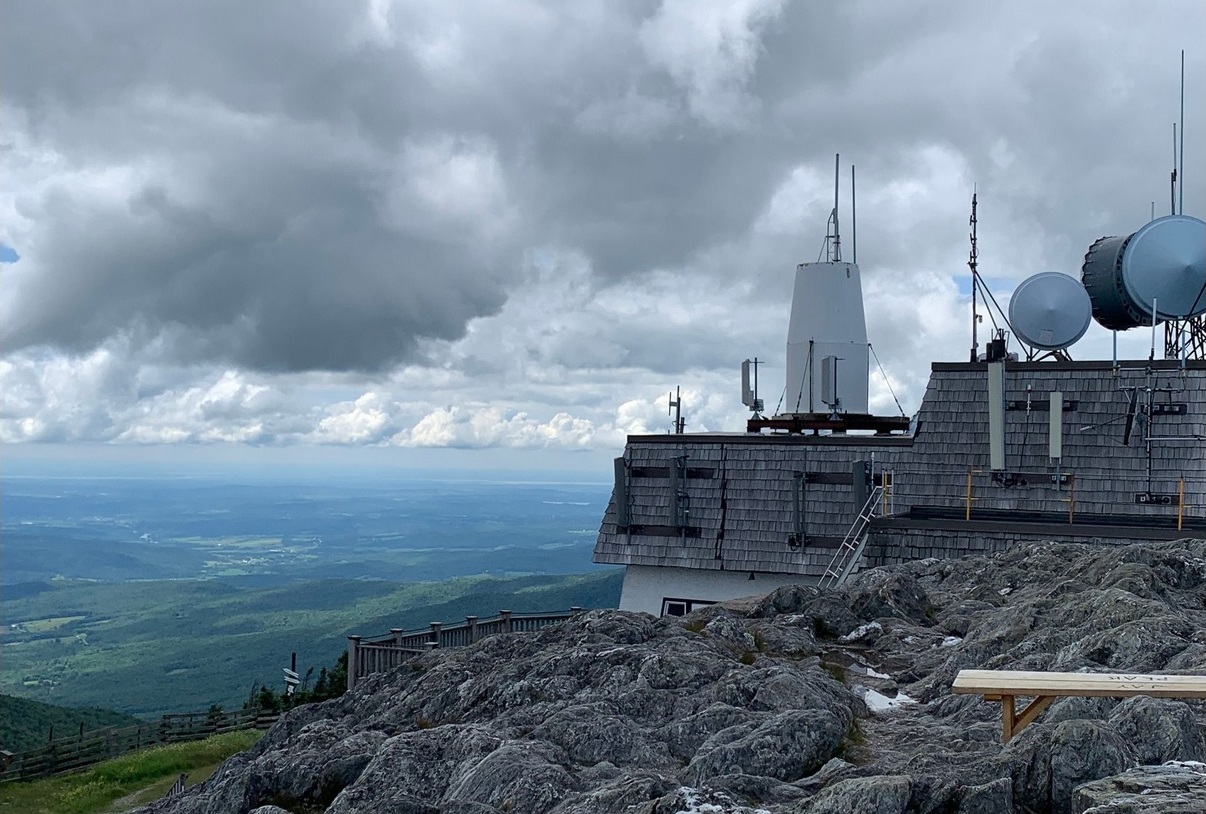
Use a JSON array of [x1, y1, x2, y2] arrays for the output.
[[0, 694, 142, 753]]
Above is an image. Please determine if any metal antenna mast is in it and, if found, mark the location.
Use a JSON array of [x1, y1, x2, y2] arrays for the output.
[[851, 164, 857, 264], [969, 190, 980, 362], [1180, 49, 1185, 215], [1163, 48, 1205, 360], [824, 154, 841, 262]]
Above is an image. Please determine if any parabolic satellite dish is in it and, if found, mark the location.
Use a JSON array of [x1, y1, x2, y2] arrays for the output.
[[1081, 215, 1206, 330], [1009, 272, 1093, 350]]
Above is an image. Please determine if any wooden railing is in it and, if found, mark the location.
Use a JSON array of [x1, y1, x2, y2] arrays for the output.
[[347, 607, 583, 691], [0, 707, 279, 783]]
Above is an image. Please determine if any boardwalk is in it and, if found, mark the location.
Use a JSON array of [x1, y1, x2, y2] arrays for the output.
[[347, 607, 583, 690]]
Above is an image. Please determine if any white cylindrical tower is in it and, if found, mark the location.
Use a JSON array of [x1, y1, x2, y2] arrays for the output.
[[785, 261, 870, 415]]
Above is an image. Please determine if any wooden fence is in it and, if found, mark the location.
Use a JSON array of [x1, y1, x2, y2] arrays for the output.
[[347, 607, 583, 691], [0, 707, 279, 784]]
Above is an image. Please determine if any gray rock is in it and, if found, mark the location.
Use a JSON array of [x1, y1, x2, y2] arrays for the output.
[[530, 703, 667, 769], [957, 777, 1012, 814], [645, 786, 774, 814], [688, 709, 846, 783], [1074, 762, 1206, 813], [549, 772, 677, 814], [846, 571, 935, 626], [793, 775, 912, 813], [323, 725, 502, 812], [443, 741, 578, 814], [1107, 696, 1206, 764], [1043, 696, 1116, 724], [1002, 719, 1136, 814], [658, 703, 761, 762], [132, 539, 1206, 814]]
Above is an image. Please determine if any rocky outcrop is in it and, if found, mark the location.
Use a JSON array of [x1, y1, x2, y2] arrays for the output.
[[136, 540, 1206, 814], [1074, 761, 1206, 813]]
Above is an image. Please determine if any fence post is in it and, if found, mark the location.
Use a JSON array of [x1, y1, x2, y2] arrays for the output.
[[347, 635, 362, 692], [391, 628, 404, 645], [429, 622, 442, 647], [571, 606, 582, 615], [466, 616, 478, 642], [500, 610, 512, 633]]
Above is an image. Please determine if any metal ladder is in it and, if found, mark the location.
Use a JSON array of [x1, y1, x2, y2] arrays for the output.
[[818, 484, 883, 589]]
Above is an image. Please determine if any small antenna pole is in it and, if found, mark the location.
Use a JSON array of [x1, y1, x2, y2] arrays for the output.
[[1150, 298, 1158, 362], [851, 164, 857, 264], [831, 153, 841, 262], [1171, 123, 1178, 216], [969, 190, 980, 363], [1179, 49, 1185, 215], [668, 386, 685, 434]]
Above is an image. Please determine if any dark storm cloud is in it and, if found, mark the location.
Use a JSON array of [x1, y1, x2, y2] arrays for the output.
[[1, 0, 517, 372], [2, 0, 1203, 378]]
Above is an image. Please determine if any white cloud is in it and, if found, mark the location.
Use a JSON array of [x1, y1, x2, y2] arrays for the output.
[[312, 393, 393, 445], [399, 405, 596, 450], [386, 135, 516, 242], [639, 0, 786, 128]]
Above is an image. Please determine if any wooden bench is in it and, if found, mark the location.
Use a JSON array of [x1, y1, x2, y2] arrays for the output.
[[952, 669, 1206, 743]]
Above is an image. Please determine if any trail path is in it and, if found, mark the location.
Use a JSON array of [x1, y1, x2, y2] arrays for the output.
[[103, 763, 223, 813]]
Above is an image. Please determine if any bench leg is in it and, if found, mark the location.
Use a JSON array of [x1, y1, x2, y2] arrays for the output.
[[1013, 695, 1055, 737], [996, 694, 1055, 743]]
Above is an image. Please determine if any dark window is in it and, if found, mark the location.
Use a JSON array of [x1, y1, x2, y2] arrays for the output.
[[661, 597, 716, 617]]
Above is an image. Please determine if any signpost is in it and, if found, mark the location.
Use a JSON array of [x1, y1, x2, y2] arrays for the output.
[[284, 652, 299, 697]]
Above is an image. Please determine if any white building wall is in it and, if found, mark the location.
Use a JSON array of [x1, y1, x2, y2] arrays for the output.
[[617, 564, 816, 616]]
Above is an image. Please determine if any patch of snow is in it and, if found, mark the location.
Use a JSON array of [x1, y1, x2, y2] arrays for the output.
[[903, 635, 917, 644], [840, 621, 883, 643], [674, 786, 772, 814], [940, 636, 963, 647], [865, 667, 893, 679], [998, 587, 1012, 595], [861, 687, 917, 712], [1162, 760, 1206, 774]]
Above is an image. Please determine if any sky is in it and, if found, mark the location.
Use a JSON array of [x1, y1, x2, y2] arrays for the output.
[[2, 0, 1203, 474]]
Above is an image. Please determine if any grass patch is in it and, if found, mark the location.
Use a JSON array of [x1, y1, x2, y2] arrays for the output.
[[822, 661, 847, 684], [18, 617, 89, 634], [835, 717, 867, 763], [0, 730, 262, 814]]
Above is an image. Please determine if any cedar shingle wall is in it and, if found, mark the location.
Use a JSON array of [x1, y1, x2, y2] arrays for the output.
[[594, 364, 1206, 575]]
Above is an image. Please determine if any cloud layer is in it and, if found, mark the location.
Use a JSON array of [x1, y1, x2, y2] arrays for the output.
[[2, 0, 1203, 455]]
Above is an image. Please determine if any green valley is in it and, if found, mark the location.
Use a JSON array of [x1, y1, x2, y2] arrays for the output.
[[1, 571, 622, 717]]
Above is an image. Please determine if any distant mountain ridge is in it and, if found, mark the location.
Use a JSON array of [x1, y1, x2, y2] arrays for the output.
[[0, 693, 142, 753]]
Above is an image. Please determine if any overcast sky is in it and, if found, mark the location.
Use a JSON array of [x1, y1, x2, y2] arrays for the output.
[[2, 0, 1203, 473]]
